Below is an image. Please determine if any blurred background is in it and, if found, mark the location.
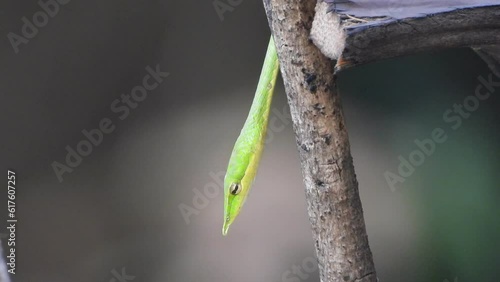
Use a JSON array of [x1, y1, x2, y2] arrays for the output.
[[0, 1, 499, 282]]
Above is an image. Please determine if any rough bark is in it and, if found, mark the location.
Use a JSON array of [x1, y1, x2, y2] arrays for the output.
[[262, 1, 377, 281], [324, 5, 500, 71]]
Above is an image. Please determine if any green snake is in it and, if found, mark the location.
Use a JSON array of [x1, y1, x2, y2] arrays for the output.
[[222, 36, 279, 235]]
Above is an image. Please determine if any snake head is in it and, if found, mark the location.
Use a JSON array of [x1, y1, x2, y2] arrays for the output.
[[222, 179, 248, 236]]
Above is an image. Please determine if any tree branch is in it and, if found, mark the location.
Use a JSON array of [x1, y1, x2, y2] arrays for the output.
[[311, 4, 500, 72], [262, 1, 377, 281]]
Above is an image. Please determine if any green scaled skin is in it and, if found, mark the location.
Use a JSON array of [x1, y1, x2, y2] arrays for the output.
[[222, 36, 280, 235]]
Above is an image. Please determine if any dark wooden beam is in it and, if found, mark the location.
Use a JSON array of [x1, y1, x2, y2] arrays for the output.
[[311, 3, 500, 72]]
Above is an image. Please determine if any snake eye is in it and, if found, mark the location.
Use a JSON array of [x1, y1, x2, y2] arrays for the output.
[[229, 183, 242, 195]]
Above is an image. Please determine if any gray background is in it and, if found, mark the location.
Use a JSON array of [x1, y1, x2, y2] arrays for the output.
[[1, 1, 499, 282]]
